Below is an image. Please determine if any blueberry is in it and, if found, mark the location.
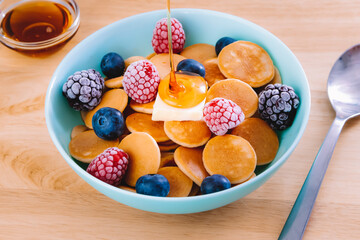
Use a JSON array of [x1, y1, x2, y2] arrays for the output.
[[100, 52, 125, 78], [177, 59, 206, 77], [200, 174, 231, 194], [215, 37, 236, 55], [92, 107, 125, 140], [135, 174, 170, 197]]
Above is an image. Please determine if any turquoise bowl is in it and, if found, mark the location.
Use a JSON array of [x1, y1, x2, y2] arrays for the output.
[[45, 9, 310, 214]]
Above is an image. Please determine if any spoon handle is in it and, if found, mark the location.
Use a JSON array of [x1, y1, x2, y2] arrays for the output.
[[279, 117, 346, 240]]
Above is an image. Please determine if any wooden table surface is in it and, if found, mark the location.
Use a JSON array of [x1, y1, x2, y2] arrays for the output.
[[1, 0, 360, 239]]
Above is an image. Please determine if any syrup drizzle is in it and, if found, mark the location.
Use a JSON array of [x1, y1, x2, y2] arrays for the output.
[[166, 0, 184, 93], [158, 0, 207, 108]]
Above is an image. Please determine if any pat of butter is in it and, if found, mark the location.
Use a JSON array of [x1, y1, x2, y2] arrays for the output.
[[152, 94, 205, 121]]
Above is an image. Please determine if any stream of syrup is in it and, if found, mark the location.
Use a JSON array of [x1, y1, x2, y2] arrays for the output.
[[158, 0, 207, 108]]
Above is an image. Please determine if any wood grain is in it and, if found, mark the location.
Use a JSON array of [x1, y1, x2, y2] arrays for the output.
[[1, 0, 360, 239]]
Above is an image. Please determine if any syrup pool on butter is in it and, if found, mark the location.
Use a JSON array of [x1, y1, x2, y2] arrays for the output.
[[152, 94, 206, 121]]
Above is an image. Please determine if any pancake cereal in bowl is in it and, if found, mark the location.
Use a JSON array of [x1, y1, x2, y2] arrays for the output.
[[45, 9, 310, 214]]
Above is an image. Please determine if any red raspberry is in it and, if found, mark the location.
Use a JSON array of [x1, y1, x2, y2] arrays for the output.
[[203, 98, 245, 135], [86, 147, 129, 186], [152, 17, 186, 54], [123, 60, 160, 103]]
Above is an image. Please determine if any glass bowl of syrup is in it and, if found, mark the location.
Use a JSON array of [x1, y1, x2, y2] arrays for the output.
[[0, 0, 80, 51]]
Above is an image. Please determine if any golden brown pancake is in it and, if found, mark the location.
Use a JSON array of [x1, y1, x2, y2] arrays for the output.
[[231, 118, 279, 165], [146, 52, 156, 59], [149, 53, 186, 79], [160, 152, 176, 168], [105, 76, 123, 89], [218, 41, 274, 87], [129, 99, 154, 114], [206, 79, 258, 118], [69, 130, 119, 163], [158, 141, 180, 151], [81, 89, 128, 128], [180, 43, 217, 63], [70, 125, 88, 139], [157, 166, 193, 197], [118, 132, 160, 187], [164, 120, 212, 148], [126, 113, 169, 142], [124, 56, 147, 69], [203, 58, 226, 87], [203, 135, 256, 184], [174, 146, 209, 186]]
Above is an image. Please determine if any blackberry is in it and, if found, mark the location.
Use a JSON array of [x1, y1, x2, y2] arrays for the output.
[[258, 83, 300, 130], [62, 69, 104, 111]]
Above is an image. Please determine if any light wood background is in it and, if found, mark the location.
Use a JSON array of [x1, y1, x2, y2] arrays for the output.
[[1, 0, 360, 239]]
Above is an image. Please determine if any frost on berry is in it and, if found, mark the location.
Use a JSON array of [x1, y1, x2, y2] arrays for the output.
[[86, 147, 129, 186], [151, 17, 186, 54], [123, 60, 160, 104], [203, 98, 245, 135]]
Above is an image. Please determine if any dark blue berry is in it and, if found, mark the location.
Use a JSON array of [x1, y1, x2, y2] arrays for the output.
[[200, 174, 231, 194], [100, 52, 125, 78], [135, 174, 170, 197], [215, 37, 236, 55], [177, 59, 206, 77], [92, 107, 125, 140]]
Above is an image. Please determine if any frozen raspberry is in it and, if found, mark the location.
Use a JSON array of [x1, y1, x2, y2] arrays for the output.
[[203, 98, 245, 135], [123, 60, 160, 104], [152, 17, 186, 54], [86, 147, 129, 186]]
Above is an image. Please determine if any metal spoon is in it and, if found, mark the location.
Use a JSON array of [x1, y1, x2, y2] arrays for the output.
[[279, 44, 360, 239]]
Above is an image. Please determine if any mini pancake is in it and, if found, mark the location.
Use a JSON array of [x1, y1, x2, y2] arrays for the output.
[[255, 66, 282, 93], [119, 185, 136, 193], [129, 99, 154, 114], [71, 125, 88, 139], [160, 152, 176, 168], [81, 89, 128, 128], [206, 79, 258, 118], [149, 53, 186, 79], [180, 43, 217, 63], [203, 58, 226, 87], [231, 118, 279, 165], [270, 66, 282, 85], [174, 147, 209, 186], [146, 52, 156, 59], [158, 141, 180, 151], [188, 183, 200, 196], [118, 132, 160, 187], [157, 166, 193, 197], [105, 76, 123, 89], [218, 41, 274, 87], [126, 113, 169, 142], [69, 130, 119, 163], [124, 56, 147, 69], [164, 121, 212, 148], [203, 135, 256, 184]]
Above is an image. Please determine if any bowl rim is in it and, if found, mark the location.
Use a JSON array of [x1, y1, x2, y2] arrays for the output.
[[45, 8, 311, 208]]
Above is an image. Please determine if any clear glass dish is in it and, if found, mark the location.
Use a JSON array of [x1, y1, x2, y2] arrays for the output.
[[0, 0, 80, 51]]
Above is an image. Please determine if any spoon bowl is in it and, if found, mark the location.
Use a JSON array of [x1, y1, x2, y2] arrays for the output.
[[280, 44, 360, 239], [328, 44, 360, 119]]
